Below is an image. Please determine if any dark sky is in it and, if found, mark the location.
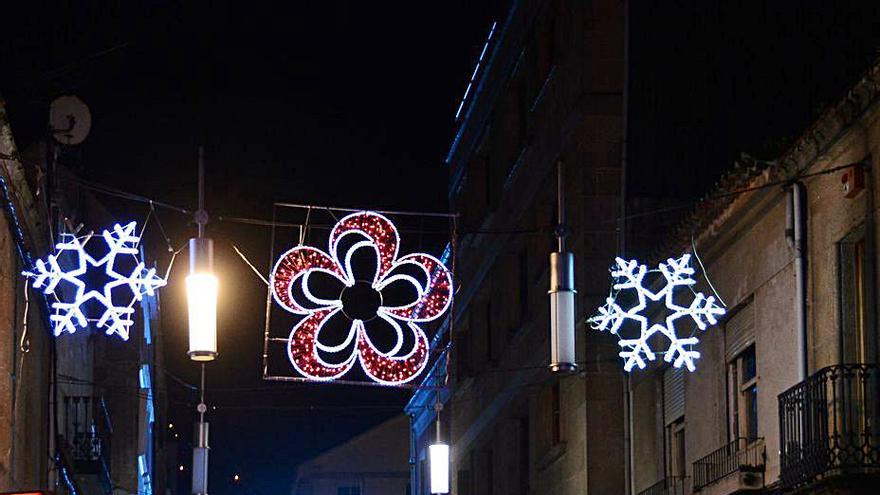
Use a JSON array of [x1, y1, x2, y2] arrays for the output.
[[3, 1, 879, 494], [2, 2, 506, 494]]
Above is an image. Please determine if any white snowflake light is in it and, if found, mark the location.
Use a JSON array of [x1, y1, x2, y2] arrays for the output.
[[588, 254, 725, 372], [23, 222, 166, 340]]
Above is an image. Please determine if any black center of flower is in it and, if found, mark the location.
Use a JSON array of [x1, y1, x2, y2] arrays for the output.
[[340, 280, 383, 321]]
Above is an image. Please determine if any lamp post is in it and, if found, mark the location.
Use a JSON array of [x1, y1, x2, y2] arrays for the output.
[[188, 147, 217, 495], [549, 160, 577, 373]]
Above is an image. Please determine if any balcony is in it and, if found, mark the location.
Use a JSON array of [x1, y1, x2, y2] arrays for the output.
[[637, 476, 687, 495], [61, 395, 113, 494], [778, 363, 880, 489], [692, 437, 765, 492]]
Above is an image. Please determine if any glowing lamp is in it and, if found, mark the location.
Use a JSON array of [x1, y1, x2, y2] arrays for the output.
[[549, 252, 577, 372], [429, 442, 450, 494], [187, 238, 217, 361]]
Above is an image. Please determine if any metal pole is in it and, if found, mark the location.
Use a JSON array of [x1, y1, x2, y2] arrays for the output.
[[557, 160, 565, 251], [621, 1, 632, 491], [197, 146, 206, 239]]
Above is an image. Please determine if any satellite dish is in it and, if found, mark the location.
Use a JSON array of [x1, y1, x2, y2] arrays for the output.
[[50, 95, 92, 145]]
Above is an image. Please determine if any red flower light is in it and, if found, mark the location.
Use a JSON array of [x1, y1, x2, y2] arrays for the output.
[[271, 211, 452, 385]]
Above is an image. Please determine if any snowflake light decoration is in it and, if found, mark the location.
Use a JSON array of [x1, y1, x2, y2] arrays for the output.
[[588, 254, 725, 372], [270, 211, 453, 386], [23, 222, 166, 341]]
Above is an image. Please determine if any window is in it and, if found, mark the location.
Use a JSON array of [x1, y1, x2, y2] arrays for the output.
[[474, 450, 493, 495], [663, 367, 686, 478], [519, 417, 530, 492], [486, 300, 494, 361], [518, 248, 529, 322], [337, 487, 360, 495], [840, 230, 874, 364], [729, 345, 758, 440], [668, 418, 686, 479], [456, 328, 474, 380], [551, 382, 562, 445], [457, 468, 473, 495]]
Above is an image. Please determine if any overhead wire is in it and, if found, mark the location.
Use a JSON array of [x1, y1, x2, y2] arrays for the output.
[[231, 243, 269, 286], [613, 159, 869, 224]]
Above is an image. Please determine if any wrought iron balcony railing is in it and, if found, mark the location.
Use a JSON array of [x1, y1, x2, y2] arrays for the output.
[[692, 437, 765, 491], [62, 395, 113, 493], [637, 476, 687, 495], [778, 363, 880, 488]]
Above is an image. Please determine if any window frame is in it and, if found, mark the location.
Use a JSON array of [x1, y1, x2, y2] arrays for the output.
[[838, 226, 875, 365], [666, 417, 686, 479], [728, 344, 758, 441]]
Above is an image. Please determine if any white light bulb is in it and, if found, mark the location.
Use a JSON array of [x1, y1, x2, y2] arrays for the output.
[[429, 443, 450, 494], [187, 273, 218, 360]]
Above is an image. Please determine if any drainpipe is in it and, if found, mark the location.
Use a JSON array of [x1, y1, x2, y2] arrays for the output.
[[790, 182, 808, 380]]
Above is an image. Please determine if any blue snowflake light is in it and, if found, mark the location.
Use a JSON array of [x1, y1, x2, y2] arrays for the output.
[[588, 254, 726, 372], [24, 222, 166, 340]]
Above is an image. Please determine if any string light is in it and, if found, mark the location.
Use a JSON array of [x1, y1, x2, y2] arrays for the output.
[[588, 254, 725, 372], [23, 222, 166, 340], [271, 211, 453, 385]]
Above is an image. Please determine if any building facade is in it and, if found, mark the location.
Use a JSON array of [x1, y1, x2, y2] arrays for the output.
[[0, 97, 54, 494], [293, 415, 411, 495], [629, 61, 880, 495], [408, 0, 627, 493], [0, 98, 171, 495]]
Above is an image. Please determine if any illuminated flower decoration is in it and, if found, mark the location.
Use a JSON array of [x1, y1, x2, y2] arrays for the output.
[[270, 211, 453, 385], [23, 222, 166, 340], [588, 254, 725, 372]]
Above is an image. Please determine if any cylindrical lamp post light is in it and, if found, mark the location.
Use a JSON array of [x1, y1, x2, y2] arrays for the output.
[[429, 442, 450, 494], [188, 147, 217, 495], [429, 404, 449, 494], [187, 237, 217, 361], [549, 161, 577, 373], [549, 251, 576, 371]]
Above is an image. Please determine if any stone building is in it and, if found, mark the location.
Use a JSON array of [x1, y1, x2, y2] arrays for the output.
[[292, 415, 411, 495], [0, 97, 54, 493], [0, 99, 171, 495], [407, 0, 627, 493], [628, 61, 880, 495]]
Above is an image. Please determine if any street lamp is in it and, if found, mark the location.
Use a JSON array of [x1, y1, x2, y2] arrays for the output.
[[187, 146, 218, 361], [429, 442, 449, 494], [549, 161, 577, 373], [429, 404, 449, 494], [187, 239, 217, 360], [188, 147, 217, 495]]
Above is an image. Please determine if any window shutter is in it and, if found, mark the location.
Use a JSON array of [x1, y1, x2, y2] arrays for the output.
[[725, 301, 755, 361], [664, 366, 685, 425]]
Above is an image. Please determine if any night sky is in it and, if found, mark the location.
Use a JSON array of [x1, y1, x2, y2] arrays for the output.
[[2, 1, 879, 494]]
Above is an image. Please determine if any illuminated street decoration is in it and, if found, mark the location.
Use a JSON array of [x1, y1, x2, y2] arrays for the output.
[[270, 211, 453, 385], [23, 222, 166, 340], [588, 254, 725, 372]]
